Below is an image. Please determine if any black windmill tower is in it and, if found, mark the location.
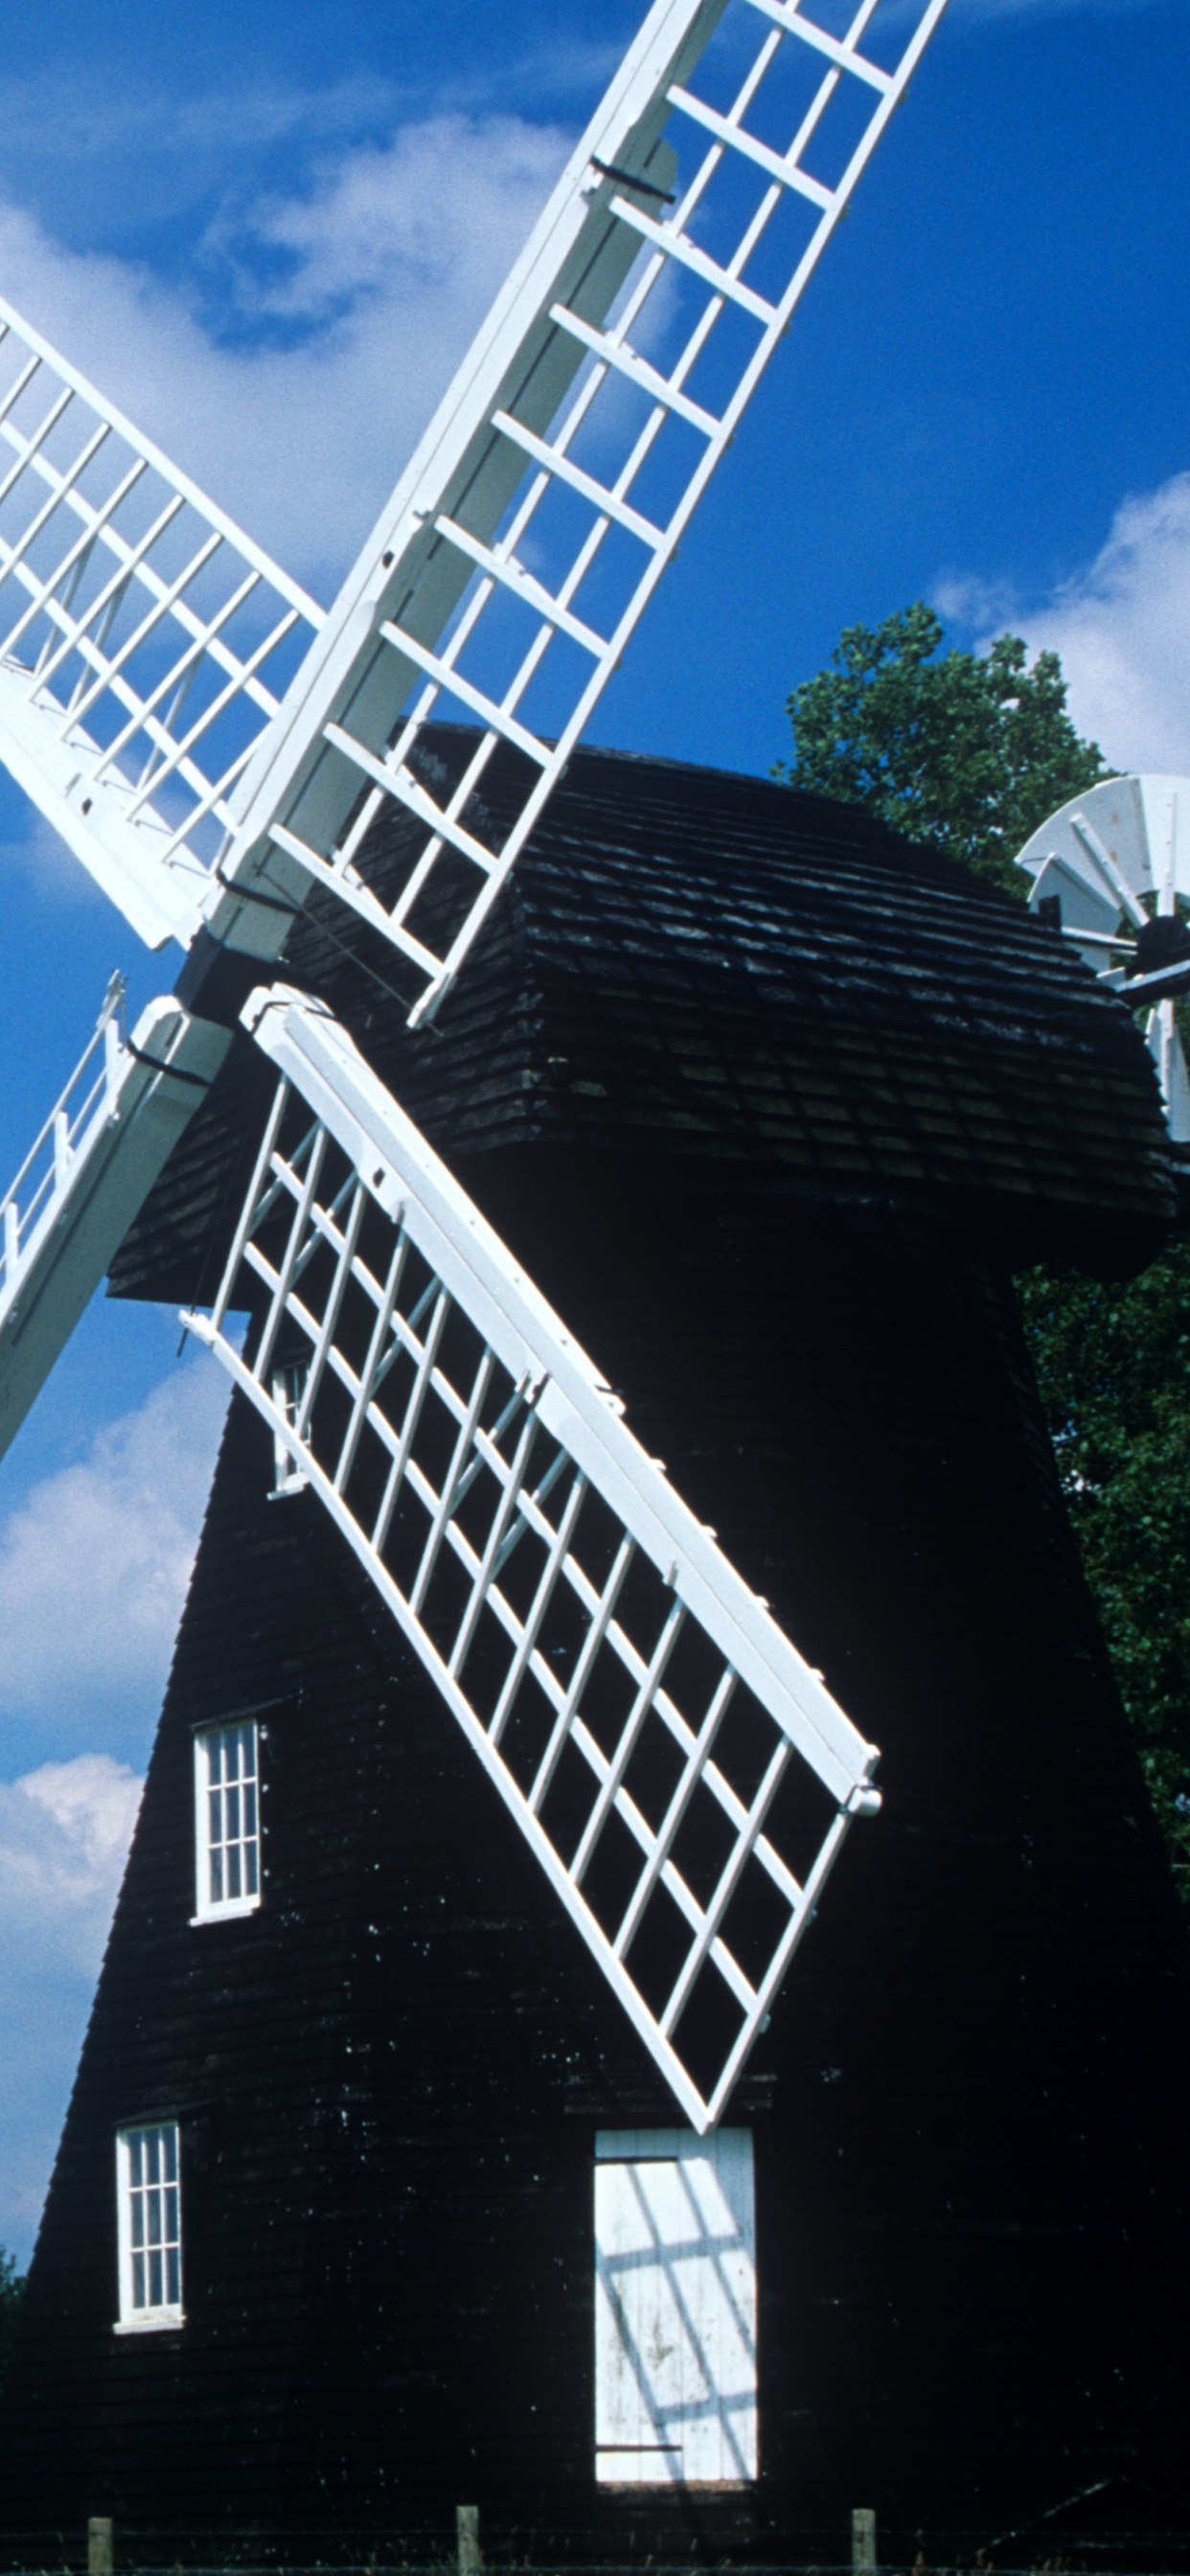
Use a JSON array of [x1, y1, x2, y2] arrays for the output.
[[0, 0, 1188, 2559]]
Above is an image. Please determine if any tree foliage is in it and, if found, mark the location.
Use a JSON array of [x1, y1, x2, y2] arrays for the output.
[[0, 2246, 25, 2384], [775, 600, 1107, 896], [778, 603, 1190, 1898], [1017, 1254, 1190, 1899]]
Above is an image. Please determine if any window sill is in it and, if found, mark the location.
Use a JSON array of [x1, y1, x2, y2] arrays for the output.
[[595, 2454, 752, 2490], [191, 1898, 261, 1926], [114, 2312, 185, 2334]]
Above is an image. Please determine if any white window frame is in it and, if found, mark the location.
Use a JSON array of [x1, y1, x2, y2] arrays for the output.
[[594, 2128, 758, 2489], [193, 1718, 262, 1923], [115, 2122, 184, 2333]]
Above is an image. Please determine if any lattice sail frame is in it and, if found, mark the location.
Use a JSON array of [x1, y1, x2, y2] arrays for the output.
[[183, 986, 881, 2131], [0, 981, 229, 1460], [0, 294, 324, 949], [0, 0, 950, 1013], [210, 0, 951, 1020]]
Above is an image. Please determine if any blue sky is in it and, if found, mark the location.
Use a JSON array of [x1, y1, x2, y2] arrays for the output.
[[0, 0, 1187, 2264]]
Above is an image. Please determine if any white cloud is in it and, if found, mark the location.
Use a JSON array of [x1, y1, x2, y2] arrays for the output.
[[0, 1753, 143, 2259], [0, 1356, 228, 1729], [214, 117, 566, 328], [0, 1755, 142, 1976], [0, 810, 105, 908], [0, 40, 607, 225], [0, 1353, 222, 2261], [937, 472, 1190, 777], [1020, 475, 1190, 774], [0, 111, 571, 592], [0, 70, 401, 233]]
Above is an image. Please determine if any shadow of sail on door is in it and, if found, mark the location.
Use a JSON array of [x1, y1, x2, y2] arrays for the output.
[[595, 2128, 757, 2486]]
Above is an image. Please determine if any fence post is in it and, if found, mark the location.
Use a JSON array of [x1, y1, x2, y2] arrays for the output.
[[457, 2504, 482, 2575], [852, 2508, 878, 2574], [87, 2518, 113, 2576]]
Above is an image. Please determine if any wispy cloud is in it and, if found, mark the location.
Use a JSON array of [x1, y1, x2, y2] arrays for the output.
[[0, 1756, 142, 1976], [1018, 475, 1190, 774], [0, 1358, 228, 1740], [937, 472, 1190, 774], [0, 810, 106, 908], [0, 1355, 227, 2258], [0, 40, 608, 239], [0, 71, 403, 227], [0, 111, 571, 593], [206, 116, 567, 336], [0, 1753, 143, 2259]]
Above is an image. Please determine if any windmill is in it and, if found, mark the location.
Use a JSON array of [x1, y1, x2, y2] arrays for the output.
[[2, 0, 1188, 2555], [0, 0, 951, 2137], [1016, 772, 1190, 1139]]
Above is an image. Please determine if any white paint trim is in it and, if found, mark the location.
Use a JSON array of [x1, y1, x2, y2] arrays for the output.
[[114, 2123, 184, 2333], [192, 1721, 263, 1924]]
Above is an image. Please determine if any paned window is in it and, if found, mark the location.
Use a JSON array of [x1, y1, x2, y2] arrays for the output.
[[115, 2123, 183, 2330], [594, 2128, 757, 2487], [194, 1721, 261, 1920]]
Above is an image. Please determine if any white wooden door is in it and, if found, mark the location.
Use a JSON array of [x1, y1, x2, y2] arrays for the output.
[[594, 2128, 757, 2486]]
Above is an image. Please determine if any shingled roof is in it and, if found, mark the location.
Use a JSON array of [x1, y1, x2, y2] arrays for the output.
[[110, 735, 1179, 1304]]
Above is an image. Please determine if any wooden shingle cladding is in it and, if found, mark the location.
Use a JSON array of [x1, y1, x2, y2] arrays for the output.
[[8, 1194, 1190, 2555], [4, 751, 1189, 2558], [110, 737, 1176, 1311]]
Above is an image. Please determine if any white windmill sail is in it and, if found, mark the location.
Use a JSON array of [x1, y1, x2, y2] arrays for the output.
[[1018, 775, 1190, 1140], [180, 983, 881, 2133], [207, 0, 952, 1024], [0, 296, 324, 949], [0, 0, 950, 1017], [0, 980, 228, 1459], [0, 0, 957, 2123]]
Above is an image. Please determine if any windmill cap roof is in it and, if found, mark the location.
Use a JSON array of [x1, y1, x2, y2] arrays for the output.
[[110, 734, 1179, 1304]]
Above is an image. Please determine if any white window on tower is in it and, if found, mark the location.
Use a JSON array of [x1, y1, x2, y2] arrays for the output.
[[594, 2128, 758, 2488], [193, 1720, 261, 1922], [115, 2123, 183, 2331]]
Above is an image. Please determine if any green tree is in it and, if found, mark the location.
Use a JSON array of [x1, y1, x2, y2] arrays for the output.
[[774, 600, 1106, 895], [0, 2245, 25, 2384], [1017, 1255, 1190, 1900], [778, 603, 1190, 1898]]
